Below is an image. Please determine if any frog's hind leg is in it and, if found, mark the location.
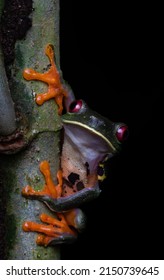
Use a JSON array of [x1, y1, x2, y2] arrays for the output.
[[23, 212, 77, 246]]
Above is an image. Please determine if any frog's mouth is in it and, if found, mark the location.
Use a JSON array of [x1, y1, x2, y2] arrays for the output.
[[63, 122, 116, 164], [61, 122, 116, 194]]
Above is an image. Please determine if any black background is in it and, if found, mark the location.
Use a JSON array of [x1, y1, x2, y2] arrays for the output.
[[59, 1, 163, 260]]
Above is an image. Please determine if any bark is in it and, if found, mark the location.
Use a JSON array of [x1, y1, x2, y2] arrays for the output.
[[0, 0, 61, 259], [0, 0, 16, 135]]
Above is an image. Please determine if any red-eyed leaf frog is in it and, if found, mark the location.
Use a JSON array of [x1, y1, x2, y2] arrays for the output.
[[21, 44, 128, 246]]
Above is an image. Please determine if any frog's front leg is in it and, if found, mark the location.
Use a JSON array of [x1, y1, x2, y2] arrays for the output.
[[22, 160, 62, 201], [23, 44, 67, 115], [22, 161, 87, 245], [22, 160, 101, 212]]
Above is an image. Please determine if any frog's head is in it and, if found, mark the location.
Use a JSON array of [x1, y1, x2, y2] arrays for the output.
[[62, 100, 128, 178]]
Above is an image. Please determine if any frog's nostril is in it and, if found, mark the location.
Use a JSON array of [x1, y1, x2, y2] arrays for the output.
[[116, 125, 129, 142]]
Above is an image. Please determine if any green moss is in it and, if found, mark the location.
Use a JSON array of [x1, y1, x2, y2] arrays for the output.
[[32, 246, 59, 260], [25, 172, 43, 191], [1, 0, 61, 260]]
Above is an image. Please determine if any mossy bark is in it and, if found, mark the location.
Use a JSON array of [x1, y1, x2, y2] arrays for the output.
[[0, 0, 62, 259], [0, 0, 16, 135], [1, 132, 61, 259]]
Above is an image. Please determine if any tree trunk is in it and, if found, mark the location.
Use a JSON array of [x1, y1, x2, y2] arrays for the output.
[[0, 0, 61, 259], [0, 0, 16, 135]]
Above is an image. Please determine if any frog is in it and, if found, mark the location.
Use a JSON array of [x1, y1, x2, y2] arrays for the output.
[[21, 44, 128, 246]]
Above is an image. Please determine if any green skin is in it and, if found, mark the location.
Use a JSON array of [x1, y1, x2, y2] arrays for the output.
[[62, 99, 123, 154], [27, 99, 125, 213], [22, 96, 127, 245]]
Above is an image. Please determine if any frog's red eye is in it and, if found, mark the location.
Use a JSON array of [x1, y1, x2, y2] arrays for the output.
[[116, 125, 129, 142], [69, 100, 83, 113]]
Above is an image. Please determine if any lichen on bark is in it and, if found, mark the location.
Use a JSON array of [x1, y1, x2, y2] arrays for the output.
[[0, 0, 62, 259]]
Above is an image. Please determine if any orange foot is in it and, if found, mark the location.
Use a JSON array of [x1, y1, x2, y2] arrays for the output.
[[22, 160, 62, 199], [23, 213, 77, 246], [23, 44, 67, 115]]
